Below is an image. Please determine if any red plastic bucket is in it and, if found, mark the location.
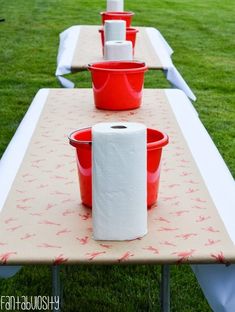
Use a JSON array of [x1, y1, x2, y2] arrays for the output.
[[87, 61, 148, 110], [69, 127, 168, 209], [101, 11, 134, 28], [99, 27, 139, 54], [126, 28, 138, 52]]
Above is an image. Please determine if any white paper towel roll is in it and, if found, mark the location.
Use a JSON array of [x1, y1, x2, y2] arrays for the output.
[[107, 0, 124, 12], [104, 40, 133, 60], [104, 20, 126, 42], [92, 122, 147, 241]]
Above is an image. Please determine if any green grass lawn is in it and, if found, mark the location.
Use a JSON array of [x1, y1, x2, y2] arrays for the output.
[[0, 0, 234, 311]]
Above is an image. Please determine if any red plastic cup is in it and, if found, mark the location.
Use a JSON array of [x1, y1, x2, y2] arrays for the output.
[[99, 27, 139, 54], [100, 11, 135, 28], [69, 127, 168, 209], [87, 61, 148, 110]]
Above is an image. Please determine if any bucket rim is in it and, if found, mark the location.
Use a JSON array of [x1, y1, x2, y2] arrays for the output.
[[68, 127, 92, 146], [126, 27, 139, 33], [87, 61, 148, 73], [68, 127, 169, 149], [147, 128, 169, 150], [98, 27, 138, 33], [100, 11, 135, 16]]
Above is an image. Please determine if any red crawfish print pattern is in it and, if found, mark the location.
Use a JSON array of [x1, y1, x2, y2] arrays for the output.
[[0, 89, 234, 265]]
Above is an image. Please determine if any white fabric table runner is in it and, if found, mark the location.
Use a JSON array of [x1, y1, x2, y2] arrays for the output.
[[55, 25, 196, 101]]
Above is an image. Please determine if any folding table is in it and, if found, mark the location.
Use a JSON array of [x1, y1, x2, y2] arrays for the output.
[[0, 88, 234, 311], [56, 26, 196, 101]]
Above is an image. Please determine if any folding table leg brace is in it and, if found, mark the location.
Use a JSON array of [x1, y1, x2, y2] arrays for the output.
[[51, 264, 170, 311], [160, 264, 170, 312]]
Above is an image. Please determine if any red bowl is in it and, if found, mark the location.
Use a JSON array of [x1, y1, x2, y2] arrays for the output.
[[87, 61, 148, 110], [69, 127, 169, 209], [101, 11, 134, 28]]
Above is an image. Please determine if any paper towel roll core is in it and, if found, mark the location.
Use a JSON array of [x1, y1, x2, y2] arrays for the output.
[[107, 0, 124, 12], [104, 40, 132, 60], [111, 125, 127, 129], [92, 122, 147, 241], [104, 20, 126, 42]]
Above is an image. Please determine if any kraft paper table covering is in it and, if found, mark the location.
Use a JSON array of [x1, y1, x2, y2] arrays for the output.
[[0, 89, 234, 265], [1, 90, 235, 311], [55, 25, 196, 101], [71, 26, 162, 70]]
